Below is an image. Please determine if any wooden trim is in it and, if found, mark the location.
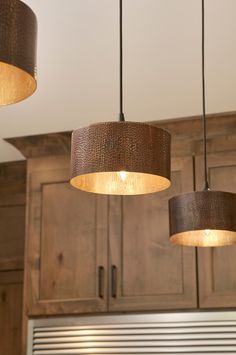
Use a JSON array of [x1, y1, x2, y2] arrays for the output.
[[4, 111, 236, 159], [5, 132, 71, 159], [150, 110, 236, 136], [0, 258, 24, 271], [0, 270, 24, 284]]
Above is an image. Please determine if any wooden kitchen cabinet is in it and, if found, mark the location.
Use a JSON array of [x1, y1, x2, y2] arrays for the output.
[[6, 112, 236, 317], [25, 156, 109, 315], [109, 157, 197, 311], [197, 152, 236, 308], [0, 271, 23, 355], [25, 155, 198, 315]]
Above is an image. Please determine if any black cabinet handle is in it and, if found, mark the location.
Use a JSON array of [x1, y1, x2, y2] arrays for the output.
[[98, 266, 104, 298], [111, 265, 117, 298]]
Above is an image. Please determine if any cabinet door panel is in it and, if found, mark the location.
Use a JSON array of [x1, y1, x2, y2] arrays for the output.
[[197, 152, 236, 308], [0, 205, 25, 271], [109, 157, 197, 311], [0, 271, 23, 355], [26, 157, 108, 315], [40, 183, 99, 300]]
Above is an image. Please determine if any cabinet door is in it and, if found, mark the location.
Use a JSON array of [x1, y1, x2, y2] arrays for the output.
[[0, 271, 23, 355], [26, 157, 108, 315], [109, 157, 197, 311], [0, 205, 25, 271], [196, 152, 236, 308]]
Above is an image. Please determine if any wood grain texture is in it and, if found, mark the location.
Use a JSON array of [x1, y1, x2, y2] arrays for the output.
[[0, 161, 26, 354], [25, 156, 108, 316], [0, 271, 23, 355], [40, 183, 99, 300], [5, 132, 71, 159], [0, 205, 25, 271], [197, 152, 236, 308], [0, 160, 26, 206], [5, 111, 236, 158], [109, 157, 197, 311], [0, 161, 26, 271]]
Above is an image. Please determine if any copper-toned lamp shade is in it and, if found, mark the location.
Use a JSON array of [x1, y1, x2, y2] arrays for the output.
[[70, 121, 171, 195], [169, 191, 236, 247], [0, 0, 37, 105]]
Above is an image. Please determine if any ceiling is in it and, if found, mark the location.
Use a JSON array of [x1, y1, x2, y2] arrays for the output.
[[1, 0, 236, 162]]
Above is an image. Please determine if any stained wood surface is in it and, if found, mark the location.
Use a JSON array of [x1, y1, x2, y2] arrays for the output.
[[25, 156, 108, 316], [0, 161, 26, 205], [0, 205, 25, 271], [109, 157, 197, 311], [197, 152, 236, 308], [0, 161, 26, 271], [0, 271, 23, 355]]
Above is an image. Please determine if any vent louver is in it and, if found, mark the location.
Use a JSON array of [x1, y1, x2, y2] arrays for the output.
[[29, 312, 236, 354]]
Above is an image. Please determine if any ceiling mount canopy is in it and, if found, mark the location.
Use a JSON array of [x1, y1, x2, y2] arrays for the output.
[[70, 0, 171, 195], [169, 0, 236, 247], [0, 0, 37, 105]]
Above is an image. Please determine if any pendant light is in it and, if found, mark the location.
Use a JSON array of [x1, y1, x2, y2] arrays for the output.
[[169, 0, 236, 247], [70, 0, 171, 195], [0, 0, 37, 105]]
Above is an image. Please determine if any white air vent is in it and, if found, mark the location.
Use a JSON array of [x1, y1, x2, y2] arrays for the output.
[[28, 312, 236, 354]]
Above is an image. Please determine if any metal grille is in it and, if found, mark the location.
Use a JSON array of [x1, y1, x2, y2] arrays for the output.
[[29, 312, 236, 354]]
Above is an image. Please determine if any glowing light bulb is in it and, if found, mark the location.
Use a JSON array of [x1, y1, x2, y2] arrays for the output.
[[204, 229, 211, 236], [118, 171, 127, 182]]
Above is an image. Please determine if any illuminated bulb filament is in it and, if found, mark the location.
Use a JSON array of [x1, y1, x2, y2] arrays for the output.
[[118, 171, 127, 182], [204, 229, 211, 236]]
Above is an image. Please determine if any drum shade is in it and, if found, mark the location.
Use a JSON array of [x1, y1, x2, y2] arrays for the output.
[[169, 191, 236, 247], [70, 121, 171, 195], [168, 0, 236, 247], [0, 0, 37, 105]]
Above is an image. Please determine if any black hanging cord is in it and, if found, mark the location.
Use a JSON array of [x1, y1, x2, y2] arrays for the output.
[[202, 0, 209, 190], [119, 0, 125, 121]]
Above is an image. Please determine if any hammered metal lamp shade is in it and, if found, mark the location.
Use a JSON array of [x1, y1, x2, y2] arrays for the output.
[[169, 191, 236, 247], [0, 0, 37, 105], [70, 121, 171, 195]]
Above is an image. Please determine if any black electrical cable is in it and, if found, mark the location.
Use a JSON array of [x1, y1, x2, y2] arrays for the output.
[[202, 0, 209, 190], [119, 0, 125, 121]]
